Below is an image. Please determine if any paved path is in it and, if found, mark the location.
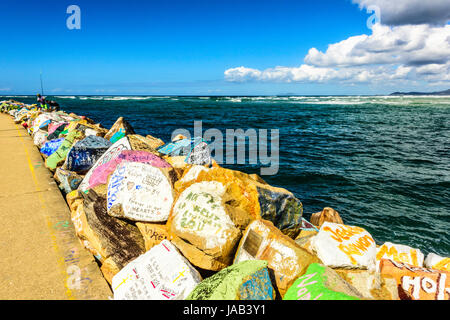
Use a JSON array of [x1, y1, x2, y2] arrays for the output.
[[0, 113, 112, 299]]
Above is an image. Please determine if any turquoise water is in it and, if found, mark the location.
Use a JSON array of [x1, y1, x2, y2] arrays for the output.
[[8, 95, 450, 256]]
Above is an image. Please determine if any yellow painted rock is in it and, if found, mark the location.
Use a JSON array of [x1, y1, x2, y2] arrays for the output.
[[234, 219, 320, 298]]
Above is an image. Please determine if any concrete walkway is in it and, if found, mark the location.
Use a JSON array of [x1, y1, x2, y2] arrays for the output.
[[0, 113, 112, 299]]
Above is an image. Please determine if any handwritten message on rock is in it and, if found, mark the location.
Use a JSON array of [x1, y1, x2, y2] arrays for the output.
[[112, 240, 202, 300], [284, 263, 362, 300], [376, 242, 424, 272], [424, 253, 450, 272], [64, 135, 113, 173], [41, 138, 65, 157], [234, 219, 319, 298], [171, 181, 240, 252], [89, 150, 171, 189], [107, 161, 174, 222], [185, 141, 212, 166], [33, 129, 48, 147], [380, 259, 450, 300], [78, 136, 132, 192], [311, 222, 377, 269]]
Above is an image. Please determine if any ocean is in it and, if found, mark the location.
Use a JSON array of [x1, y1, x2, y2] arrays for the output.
[[7, 95, 450, 257]]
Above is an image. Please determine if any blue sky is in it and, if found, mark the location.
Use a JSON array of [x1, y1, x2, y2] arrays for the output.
[[0, 0, 449, 95]]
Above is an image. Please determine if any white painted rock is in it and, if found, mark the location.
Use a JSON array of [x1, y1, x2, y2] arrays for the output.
[[424, 253, 450, 272], [112, 240, 202, 300], [375, 242, 424, 272], [107, 161, 175, 222], [33, 129, 48, 147], [311, 222, 377, 269]]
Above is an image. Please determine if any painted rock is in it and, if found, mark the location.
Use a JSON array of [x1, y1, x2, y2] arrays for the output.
[[40, 138, 65, 157], [185, 140, 212, 166], [62, 135, 112, 174], [311, 222, 377, 269], [283, 263, 362, 300], [73, 189, 146, 284], [77, 136, 133, 193], [136, 222, 169, 251], [88, 150, 171, 189], [104, 117, 135, 143], [167, 181, 243, 271], [174, 166, 305, 238], [234, 219, 320, 298], [424, 253, 450, 272], [294, 218, 319, 254], [53, 168, 83, 194], [310, 207, 344, 228], [45, 129, 84, 171], [46, 123, 68, 141], [157, 137, 201, 157], [107, 161, 176, 222], [112, 240, 202, 300], [187, 260, 275, 300], [335, 268, 398, 300], [379, 259, 450, 300], [32, 129, 48, 147], [375, 242, 424, 271]]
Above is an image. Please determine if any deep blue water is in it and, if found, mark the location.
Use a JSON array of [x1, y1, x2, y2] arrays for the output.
[[9, 95, 450, 257]]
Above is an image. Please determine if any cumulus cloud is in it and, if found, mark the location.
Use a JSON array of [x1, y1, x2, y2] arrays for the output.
[[353, 0, 450, 26], [224, 2, 450, 87]]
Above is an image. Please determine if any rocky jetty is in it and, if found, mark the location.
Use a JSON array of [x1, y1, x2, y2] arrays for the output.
[[1, 99, 449, 300]]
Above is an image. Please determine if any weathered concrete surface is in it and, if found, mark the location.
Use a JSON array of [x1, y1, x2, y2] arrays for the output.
[[0, 113, 112, 300]]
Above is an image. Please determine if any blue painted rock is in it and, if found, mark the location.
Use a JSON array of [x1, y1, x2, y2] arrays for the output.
[[158, 137, 210, 166], [104, 117, 135, 143], [40, 138, 65, 157], [45, 130, 84, 171], [186, 260, 275, 300], [54, 168, 84, 194], [63, 135, 113, 174]]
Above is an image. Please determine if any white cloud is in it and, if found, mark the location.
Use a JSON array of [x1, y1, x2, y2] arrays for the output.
[[224, 24, 450, 86], [352, 0, 450, 26]]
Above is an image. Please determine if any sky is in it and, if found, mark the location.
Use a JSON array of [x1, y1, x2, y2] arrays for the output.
[[0, 0, 449, 95]]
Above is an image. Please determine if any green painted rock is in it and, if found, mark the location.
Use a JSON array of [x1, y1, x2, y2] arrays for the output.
[[283, 263, 363, 300], [186, 260, 275, 300], [45, 130, 83, 170]]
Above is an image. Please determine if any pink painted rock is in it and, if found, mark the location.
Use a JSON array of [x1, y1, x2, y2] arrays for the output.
[[89, 150, 171, 189]]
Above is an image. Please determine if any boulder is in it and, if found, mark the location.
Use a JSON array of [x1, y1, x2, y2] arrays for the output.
[[72, 189, 146, 284], [424, 253, 450, 272], [186, 260, 275, 300], [335, 268, 398, 300], [88, 150, 171, 189], [379, 259, 450, 300], [375, 242, 424, 271], [167, 181, 244, 271], [174, 166, 305, 238], [107, 161, 177, 222], [283, 263, 362, 300], [310, 207, 344, 228], [53, 168, 83, 194], [185, 140, 212, 166], [294, 218, 319, 254], [145, 134, 165, 150], [234, 219, 320, 298], [310, 222, 377, 269], [112, 240, 202, 300], [136, 222, 169, 251], [104, 117, 135, 143], [32, 129, 48, 147], [40, 138, 65, 157], [45, 129, 84, 171], [62, 135, 112, 174], [77, 136, 133, 192]]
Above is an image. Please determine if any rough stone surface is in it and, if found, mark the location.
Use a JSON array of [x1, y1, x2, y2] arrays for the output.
[[310, 207, 344, 228], [186, 260, 275, 300], [234, 219, 320, 298]]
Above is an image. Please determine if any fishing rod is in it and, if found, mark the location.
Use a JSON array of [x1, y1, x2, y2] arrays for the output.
[[40, 70, 44, 96]]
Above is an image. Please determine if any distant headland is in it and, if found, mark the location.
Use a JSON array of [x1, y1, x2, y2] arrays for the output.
[[390, 89, 450, 96]]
